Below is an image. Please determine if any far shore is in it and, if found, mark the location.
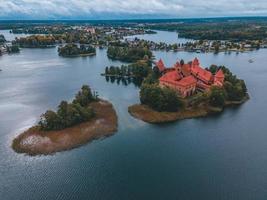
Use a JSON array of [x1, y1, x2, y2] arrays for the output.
[[128, 95, 249, 124], [59, 52, 96, 58], [12, 100, 117, 156]]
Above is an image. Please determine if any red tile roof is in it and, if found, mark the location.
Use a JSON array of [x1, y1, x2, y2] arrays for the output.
[[181, 64, 192, 76], [159, 70, 182, 82], [156, 59, 166, 72], [159, 58, 225, 96], [191, 65, 213, 83], [177, 75, 197, 87], [215, 69, 225, 78]]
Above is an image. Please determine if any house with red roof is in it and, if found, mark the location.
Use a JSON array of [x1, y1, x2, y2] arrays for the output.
[[157, 58, 225, 98]]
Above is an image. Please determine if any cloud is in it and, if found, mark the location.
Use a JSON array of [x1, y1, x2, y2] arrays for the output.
[[0, 0, 267, 19]]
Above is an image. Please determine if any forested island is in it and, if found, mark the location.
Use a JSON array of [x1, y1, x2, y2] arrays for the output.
[[14, 35, 56, 48], [12, 85, 118, 155], [58, 44, 96, 57], [129, 60, 249, 124], [143, 19, 267, 41], [107, 46, 152, 62], [125, 37, 264, 54]]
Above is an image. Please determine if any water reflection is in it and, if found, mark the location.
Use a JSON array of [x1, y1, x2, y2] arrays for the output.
[[104, 75, 143, 87]]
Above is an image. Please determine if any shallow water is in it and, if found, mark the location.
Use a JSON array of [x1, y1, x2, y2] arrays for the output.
[[0, 30, 267, 200]]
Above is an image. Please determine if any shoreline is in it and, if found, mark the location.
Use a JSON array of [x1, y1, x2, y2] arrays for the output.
[[59, 52, 96, 58], [128, 95, 249, 124], [12, 100, 118, 156]]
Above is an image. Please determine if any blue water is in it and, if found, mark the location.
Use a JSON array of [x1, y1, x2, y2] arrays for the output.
[[124, 30, 193, 44], [0, 30, 267, 200]]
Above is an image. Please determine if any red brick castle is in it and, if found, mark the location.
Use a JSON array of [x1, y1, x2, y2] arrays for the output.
[[156, 58, 225, 97]]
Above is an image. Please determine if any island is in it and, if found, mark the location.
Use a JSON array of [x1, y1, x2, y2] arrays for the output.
[[129, 58, 249, 123], [107, 46, 152, 62], [58, 44, 96, 57], [12, 85, 118, 156], [14, 35, 56, 48]]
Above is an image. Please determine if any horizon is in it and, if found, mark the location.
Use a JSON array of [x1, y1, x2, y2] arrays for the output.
[[0, 16, 267, 22], [1, 0, 267, 20]]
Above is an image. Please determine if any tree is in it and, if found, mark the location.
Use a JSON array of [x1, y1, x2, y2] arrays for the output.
[[38, 85, 97, 131], [107, 46, 152, 62], [39, 110, 62, 131], [7, 45, 20, 53], [105, 67, 109, 75], [73, 85, 94, 106], [140, 84, 181, 112], [208, 65, 219, 74], [0, 34, 6, 44], [209, 86, 226, 107]]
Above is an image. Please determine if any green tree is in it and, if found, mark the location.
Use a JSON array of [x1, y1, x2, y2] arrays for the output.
[[73, 85, 94, 106], [140, 84, 181, 112], [39, 110, 62, 131], [209, 86, 226, 107]]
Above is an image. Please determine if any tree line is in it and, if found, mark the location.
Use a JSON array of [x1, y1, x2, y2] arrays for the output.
[[39, 85, 98, 131], [107, 46, 152, 62], [14, 35, 56, 48], [58, 44, 96, 57]]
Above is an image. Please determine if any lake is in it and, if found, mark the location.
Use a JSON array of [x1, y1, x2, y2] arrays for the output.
[[0, 30, 267, 200], [124, 30, 193, 44]]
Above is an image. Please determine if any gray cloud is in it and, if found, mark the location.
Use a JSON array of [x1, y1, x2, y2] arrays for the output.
[[0, 0, 267, 19]]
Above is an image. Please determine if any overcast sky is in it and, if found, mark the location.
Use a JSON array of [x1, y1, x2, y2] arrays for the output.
[[0, 0, 267, 20]]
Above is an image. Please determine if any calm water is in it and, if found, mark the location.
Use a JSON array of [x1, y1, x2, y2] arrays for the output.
[[124, 30, 193, 44], [0, 30, 267, 200], [0, 30, 34, 41]]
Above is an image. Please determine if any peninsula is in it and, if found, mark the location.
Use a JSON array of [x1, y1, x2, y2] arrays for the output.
[[12, 85, 118, 156], [129, 58, 249, 123]]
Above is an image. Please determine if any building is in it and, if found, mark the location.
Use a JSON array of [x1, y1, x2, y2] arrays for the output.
[[158, 58, 225, 97], [85, 27, 96, 34], [155, 59, 166, 73]]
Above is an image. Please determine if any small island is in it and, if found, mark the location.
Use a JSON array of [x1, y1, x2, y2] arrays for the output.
[[14, 35, 56, 48], [12, 85, 118, 156], [58, 44, 96, 57], [129, 58, 249, 123], [107, 46, 152, 62]]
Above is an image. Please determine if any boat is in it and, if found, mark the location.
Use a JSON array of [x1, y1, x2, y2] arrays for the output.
[[249, 59, 254, 63]]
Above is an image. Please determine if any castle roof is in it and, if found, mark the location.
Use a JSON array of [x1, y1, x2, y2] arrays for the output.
[[156, 59, 166, 72], [215, 69, 225, 78], [191, 65, 213, 83], [160, 71, 197, 88], [159, 58, 224, 95], [159, 70, 182, 82], [193, 57, 200, 66], [176, 75, 197, 87]]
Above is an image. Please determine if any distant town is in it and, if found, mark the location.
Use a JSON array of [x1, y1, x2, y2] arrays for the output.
[[1, 18, 267, 57]]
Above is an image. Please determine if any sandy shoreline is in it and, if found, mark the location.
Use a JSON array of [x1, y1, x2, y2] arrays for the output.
[[12, 100, 118, 156]]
